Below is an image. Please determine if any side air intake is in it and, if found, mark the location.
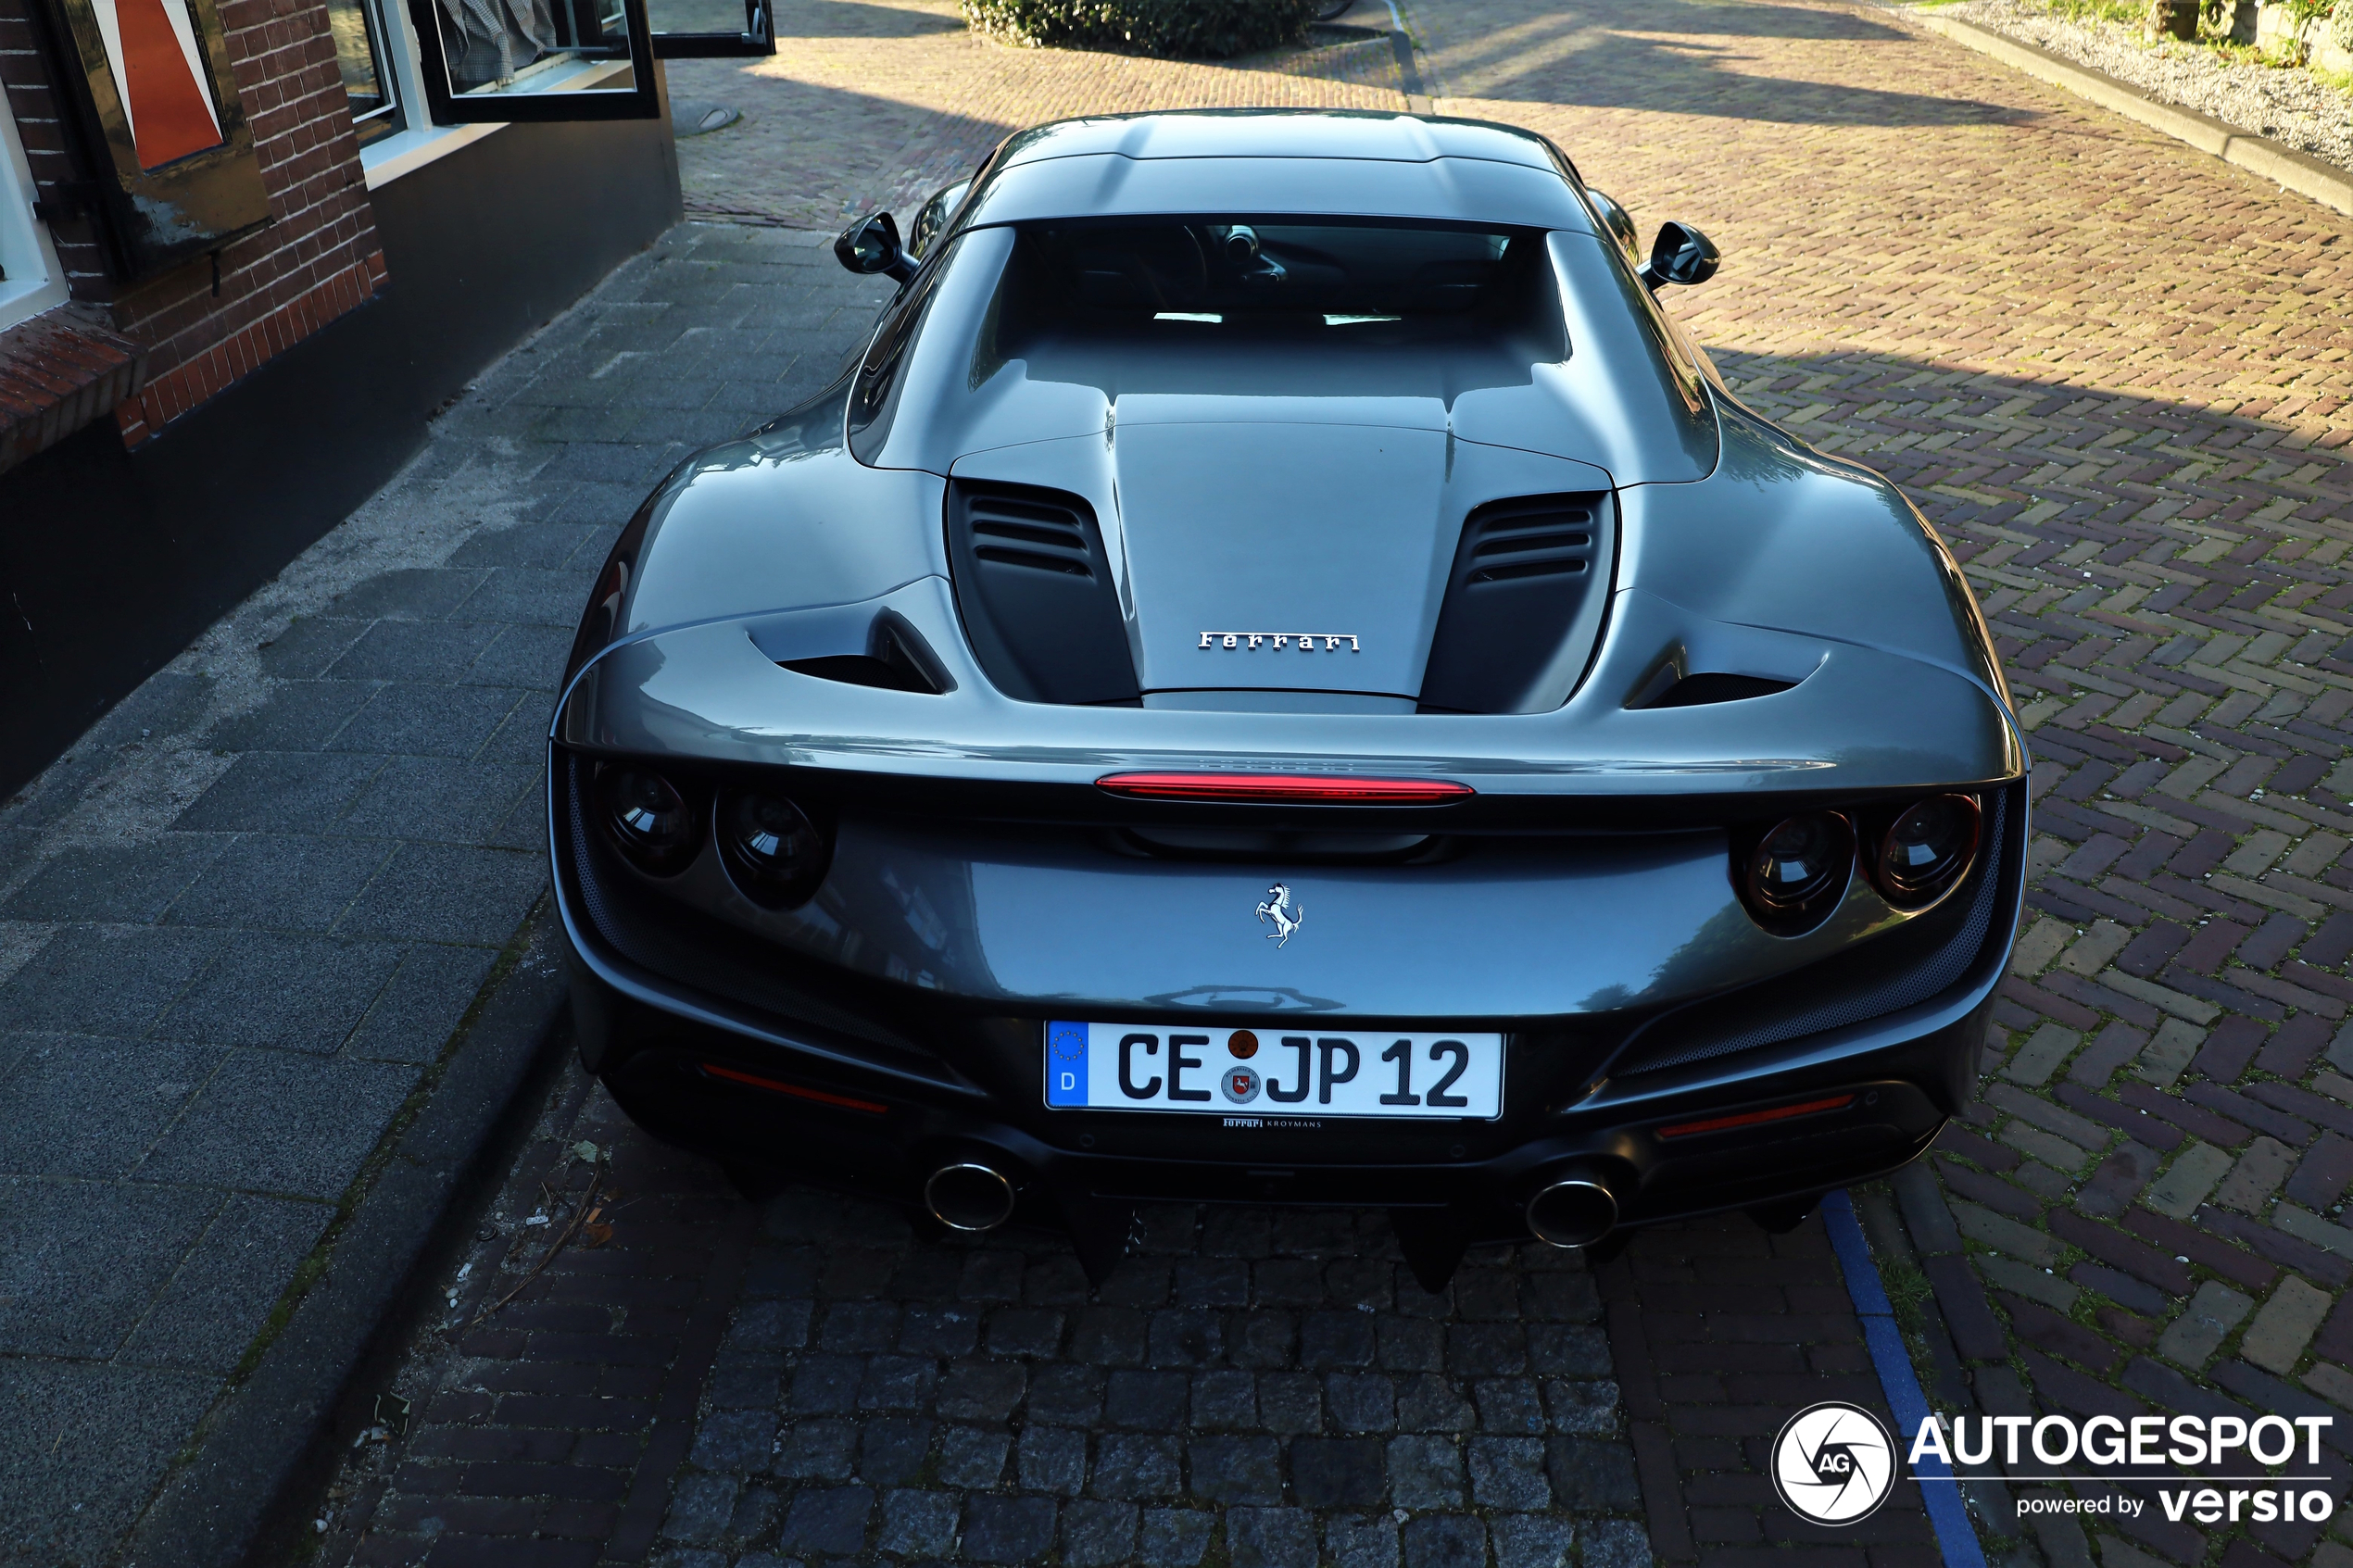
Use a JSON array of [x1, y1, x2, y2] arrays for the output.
[[1420, 492, 1614, 714], [947, 481, 1140, 705]]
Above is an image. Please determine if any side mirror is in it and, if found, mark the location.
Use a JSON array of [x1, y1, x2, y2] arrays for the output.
[[1587, 189, 1639, 266], [1640, 220, 1719, 289], [835, 211, 915, 283]]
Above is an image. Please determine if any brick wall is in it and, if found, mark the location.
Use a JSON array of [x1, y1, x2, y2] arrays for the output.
[[0, 0, 386, 447]]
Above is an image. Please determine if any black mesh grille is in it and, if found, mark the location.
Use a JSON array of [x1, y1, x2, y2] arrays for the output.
[[1611, 787, 2015, 1076]]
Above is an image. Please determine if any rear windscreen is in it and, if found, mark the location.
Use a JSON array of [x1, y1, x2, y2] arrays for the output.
[[1003, 219, 1554, 332]]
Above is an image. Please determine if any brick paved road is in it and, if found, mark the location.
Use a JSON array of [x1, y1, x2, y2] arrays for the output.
[[308, 0, 2353, 1565]]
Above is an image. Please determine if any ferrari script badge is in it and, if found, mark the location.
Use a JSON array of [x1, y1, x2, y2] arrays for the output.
[[1201, 631, 1361, 652], [1256, 883, 1304, 947]]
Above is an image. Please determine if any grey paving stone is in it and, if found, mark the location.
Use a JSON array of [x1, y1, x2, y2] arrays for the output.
[[1089, 1433, 1183, 1499], [1527, 1322, 1610, 1376], [935, 1424, 1009, 1487], [0, 1038, 220, 1179], [690, 1410, 776, 1472], [117, 1194, 333, 1373], [478, 703, 556, 768], [0, 837, 228, 923], [1396, 1373, 1476, 1432], [451, 569, 595, 627], [152, 933, 403, 1051], [1468, 1436, 1553, 1509], [339, 757, 540, 843], [0, 925, 221, 1035], [775, 1417, 855, 1480], [447, 522, 603, 570], [1228, 1507, 1319, 1568], [857, 1417, 929, 1485], [343, 943, 500, 1062], [133, 1050, 415, 1199], [1017, 1424, 1088, 1494], [1327, 1371, 1398, 1432], [1545, 1436, 1640, 1510], [323, 621, 504, 683], [1055, 1498, 1138, 1566], [82, 671, 214, 749], [464, 623, 578, 690], [1388, 1433, 1466, 1507], [961, 1494, 1056, 1563], [786, 1355, 860, 1416], [1138, 1506, 1215, 1568], [660, 1473, 737, 1545], [0, 1177, 215, 1356], [1491, 1513, 1575, 1568], [1328, 1513, 1403, 1568], [162, 834, 395, 932], [1187, 1434, 1281, 1503], [925, 1327, 1015, 1385], [335, 843, 544, 944], [174, 752, 385, 834], [1475, 1379, 1545, 1435], [1292, 1436, 1385, 1506], [328, 684, 527, 759], [255, 616, 372, 680], [1402, 1514, 1488, 1568], [877, 1487, 957, 1556], [0, 1358, 218, 1568], [776, 1484, 871, 1555], [1104, 1367, 1187, 1430], [1579, 1518, 1654, 1568], [327, 567, 486, 621]]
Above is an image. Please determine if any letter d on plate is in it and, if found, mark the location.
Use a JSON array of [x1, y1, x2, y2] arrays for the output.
[[1046, 1021, 1089, 1106]]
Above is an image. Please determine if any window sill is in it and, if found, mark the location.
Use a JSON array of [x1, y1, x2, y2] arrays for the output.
[[360, 59, 638, 189], [0, 303, 145, 478]]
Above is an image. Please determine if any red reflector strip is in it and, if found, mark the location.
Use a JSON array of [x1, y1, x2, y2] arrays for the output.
[[1096, 772, 1474, 804], [701, 1061, 888, 1113], [1656, 1093, 1856, 1140]]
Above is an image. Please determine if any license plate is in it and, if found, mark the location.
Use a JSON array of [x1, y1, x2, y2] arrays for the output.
[[1044, 1022, 1503, 1119]]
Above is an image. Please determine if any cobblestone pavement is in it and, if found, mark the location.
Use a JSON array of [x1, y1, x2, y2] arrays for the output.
[[0, 228, 890, 1567], [319, 1061, 1911, 1568]]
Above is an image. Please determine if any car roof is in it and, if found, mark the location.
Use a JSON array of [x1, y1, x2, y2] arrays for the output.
[[961, 111, 1598, 232], [993, 110, 1570, 173]]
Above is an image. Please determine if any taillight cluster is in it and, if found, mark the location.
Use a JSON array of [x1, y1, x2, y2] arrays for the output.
[[592, 763, 833, 909], [1735, 794, 1981, 935]]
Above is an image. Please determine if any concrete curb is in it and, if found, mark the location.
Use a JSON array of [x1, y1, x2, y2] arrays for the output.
[[1906, 8, 2353, 218], [124, 907, 573, 1568]]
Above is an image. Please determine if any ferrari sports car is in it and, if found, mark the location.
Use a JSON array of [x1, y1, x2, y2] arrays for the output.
[[551, 110, 2024, 1287]]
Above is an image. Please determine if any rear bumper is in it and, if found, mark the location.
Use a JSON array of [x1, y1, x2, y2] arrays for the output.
[[561, 909, 1985, 1240]]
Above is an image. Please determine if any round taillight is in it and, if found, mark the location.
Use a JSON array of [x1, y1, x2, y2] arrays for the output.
[[598, 766, 698, 875], [718, 790, 831, 909], [1740, 812, 1854, 935], [1873, 795, 1981, 909]]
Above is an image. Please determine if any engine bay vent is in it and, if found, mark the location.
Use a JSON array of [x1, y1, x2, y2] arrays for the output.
[[1460, 496, 1595, 583], [1419, 490, 1614, 715], [948, 480, 1141, 706], [966, 491, 1098, 579]]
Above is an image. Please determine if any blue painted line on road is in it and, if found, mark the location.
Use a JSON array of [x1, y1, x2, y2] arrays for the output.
[[1822, 1188, 1988, 1568]]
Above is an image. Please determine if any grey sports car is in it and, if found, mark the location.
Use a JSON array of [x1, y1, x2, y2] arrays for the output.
[[551, 110, 2024, 1288]]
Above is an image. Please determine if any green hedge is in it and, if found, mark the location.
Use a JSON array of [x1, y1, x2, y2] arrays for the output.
[[963, 0, 1320, 57]]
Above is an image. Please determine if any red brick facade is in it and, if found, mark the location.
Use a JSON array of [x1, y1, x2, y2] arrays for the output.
[[0, 0, 384, 450]]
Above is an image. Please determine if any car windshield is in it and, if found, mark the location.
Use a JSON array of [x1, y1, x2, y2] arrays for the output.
[[1000, 219, 1550, 334]]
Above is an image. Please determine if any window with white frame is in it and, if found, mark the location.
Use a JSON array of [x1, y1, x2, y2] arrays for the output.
[[0, 102, 69, 332]]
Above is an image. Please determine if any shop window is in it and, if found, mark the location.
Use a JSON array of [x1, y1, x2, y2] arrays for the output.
[[327, 0, 402, 144]]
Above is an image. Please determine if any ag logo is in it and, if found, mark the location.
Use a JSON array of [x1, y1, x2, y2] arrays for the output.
[[1770, 1401, 1896, 1524]]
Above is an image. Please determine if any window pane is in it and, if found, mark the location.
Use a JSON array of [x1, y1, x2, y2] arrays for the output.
[[437, 0, 563, 93], [647, 0, 743, 30], [325, 0, 398, 144]]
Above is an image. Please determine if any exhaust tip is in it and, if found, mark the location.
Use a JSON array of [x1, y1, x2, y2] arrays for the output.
[[925, 1162, 1017, 1231], [1527, 1173, 1618, 1248]]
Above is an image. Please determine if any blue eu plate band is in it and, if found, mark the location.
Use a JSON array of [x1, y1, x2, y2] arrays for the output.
[[1822, 1188, 1987, 1568]]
